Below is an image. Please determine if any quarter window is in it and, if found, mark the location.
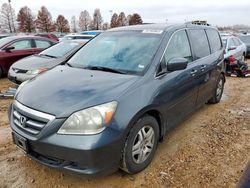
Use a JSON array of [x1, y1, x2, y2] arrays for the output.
[[164, 30, 192, 63], [189, 30, 210, 59], [10, 40, 32, 50], [35, 40, 51, 48], [206, 30, 222, 53]]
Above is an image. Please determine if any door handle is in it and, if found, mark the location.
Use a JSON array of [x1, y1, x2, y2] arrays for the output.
[[190, 70, 198, 76], [201, 65, 207, 71]]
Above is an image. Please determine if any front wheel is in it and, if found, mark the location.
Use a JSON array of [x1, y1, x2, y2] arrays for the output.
[[120, 115, 159, 174], [208, 74, 225, 104]]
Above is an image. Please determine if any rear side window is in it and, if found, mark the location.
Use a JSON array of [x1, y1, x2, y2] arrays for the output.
[[35, 40, 51, 48], [206, 30, 222, 53], [189, 30, 210, 59], [164, 30, 192, 63]]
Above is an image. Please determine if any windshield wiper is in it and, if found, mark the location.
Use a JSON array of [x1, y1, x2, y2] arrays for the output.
[[39, 54, 57, 58], [84, 66, 127, 74]]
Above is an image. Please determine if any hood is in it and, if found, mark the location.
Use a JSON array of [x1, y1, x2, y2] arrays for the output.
[[16, 65, 139, 117], [12, 55, 65, 70]]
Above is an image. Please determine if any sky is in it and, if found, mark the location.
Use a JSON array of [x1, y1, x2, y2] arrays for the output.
[[1, 0, 250, 26]]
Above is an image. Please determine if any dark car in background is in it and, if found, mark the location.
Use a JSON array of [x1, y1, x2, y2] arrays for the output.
[[8, 40, 86, 84], [0, 36, 56, 78], [239, 35, 250, 57], [9, 23, 225, 175], [35, 33, 59, 42]]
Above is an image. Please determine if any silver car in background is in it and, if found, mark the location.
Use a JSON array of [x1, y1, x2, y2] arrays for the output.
[[222, 36, 247, 61]]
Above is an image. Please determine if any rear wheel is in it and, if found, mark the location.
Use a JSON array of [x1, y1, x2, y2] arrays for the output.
[[208, 74, 225, 104], [0, 66, 3, 78], [241, 54, 245, 62], [120, 115, 159, 174]]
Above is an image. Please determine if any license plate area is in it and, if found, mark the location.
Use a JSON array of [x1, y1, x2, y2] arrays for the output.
[[12, 132, 29, 153]]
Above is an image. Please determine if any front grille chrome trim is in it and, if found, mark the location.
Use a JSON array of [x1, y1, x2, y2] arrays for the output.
[[13, 100, 56, 135], [14, 100, 55, 121]]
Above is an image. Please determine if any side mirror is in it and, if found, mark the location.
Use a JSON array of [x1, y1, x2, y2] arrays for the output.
[[167, 57, 188, 72], [228, 46, 236, 51], [4, 46, 15, 52]]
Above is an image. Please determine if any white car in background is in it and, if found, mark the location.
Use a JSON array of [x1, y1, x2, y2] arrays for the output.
[[222, 36, 247, 61], [60, 34, 95, 42]]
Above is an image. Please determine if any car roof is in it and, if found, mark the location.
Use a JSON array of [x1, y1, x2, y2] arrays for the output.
[[61, 39, 87, 44], [108, 23, 216, 32]]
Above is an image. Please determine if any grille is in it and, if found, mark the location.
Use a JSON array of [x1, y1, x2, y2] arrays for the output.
[[12, 101, 55, 135]]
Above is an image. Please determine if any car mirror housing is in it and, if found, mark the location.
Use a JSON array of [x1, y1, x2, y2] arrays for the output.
[[167, 57, 188, 72], [4, 46, 15, 52]]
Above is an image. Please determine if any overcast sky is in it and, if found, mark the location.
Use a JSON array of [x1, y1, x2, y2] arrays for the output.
[[1, 0, 250, 26]]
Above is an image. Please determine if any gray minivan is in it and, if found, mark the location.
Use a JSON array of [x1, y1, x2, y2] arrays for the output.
[[9, 23, 225, 175]]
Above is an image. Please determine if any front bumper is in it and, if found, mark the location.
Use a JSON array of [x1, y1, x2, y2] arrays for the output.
[[8, 68, 36, 85], [9, 103, 124, 176]]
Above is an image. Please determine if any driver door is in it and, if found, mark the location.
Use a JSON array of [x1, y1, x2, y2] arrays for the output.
[[1, 39, 34, 72]]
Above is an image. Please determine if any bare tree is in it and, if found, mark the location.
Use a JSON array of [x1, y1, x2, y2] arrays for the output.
[[17, 6, 35, 33], [55, 15, 70, 33], [70, 16, 77, 33], [110, 13, 119, 28], [129, 13, 143, 25], [102, 22, 109, 30], [36, 6, 55, 32], [0, 3, 16, 33], [79, 10, 91, 31], [92, 8, 103, 30], [118, 12, 127, 26]]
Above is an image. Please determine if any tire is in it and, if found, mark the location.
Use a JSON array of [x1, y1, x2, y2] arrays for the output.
[[208, 74, 225, 104], [241, 54, 245, 62], [120, 115, 160, 174], [0, 66, 3, 78]]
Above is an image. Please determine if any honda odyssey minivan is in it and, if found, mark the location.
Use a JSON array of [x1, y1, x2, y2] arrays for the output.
[[9, 23, 225, 175]]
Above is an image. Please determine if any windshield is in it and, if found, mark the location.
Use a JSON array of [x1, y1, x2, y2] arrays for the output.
[[67, 31, 162, 75], [40, 41, 81, 58], [0, 37, 13, 48], [222, 38, 227, 47], [239, 36, 250, 43]]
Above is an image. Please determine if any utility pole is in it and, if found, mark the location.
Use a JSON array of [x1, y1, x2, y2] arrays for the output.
[[8, 0, 16, 33]]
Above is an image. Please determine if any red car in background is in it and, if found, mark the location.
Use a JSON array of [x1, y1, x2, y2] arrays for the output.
[[35, 33, 59, 42], [0, 36, 56, 77]]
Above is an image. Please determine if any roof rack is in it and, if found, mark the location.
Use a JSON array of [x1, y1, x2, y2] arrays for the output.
[[186, 20, 210, 26]]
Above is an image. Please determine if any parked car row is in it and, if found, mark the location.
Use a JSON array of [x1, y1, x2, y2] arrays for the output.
[[0, 36, 56, 78], [8, 23, 226, 176], [0, 31, 99, 79]]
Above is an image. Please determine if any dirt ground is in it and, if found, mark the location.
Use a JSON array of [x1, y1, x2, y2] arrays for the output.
[[0, 61, 250, 188]]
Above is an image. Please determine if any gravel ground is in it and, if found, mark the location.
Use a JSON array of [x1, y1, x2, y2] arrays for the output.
[[0, 60, 249, 188]]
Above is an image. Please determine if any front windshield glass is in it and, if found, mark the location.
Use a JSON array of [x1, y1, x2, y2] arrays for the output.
[[222, 38, 227, 47], [67, 31, 162, 75], [40, 41, 80, 58], [0, 37, 13, 48], [239, 36, 250, 43]]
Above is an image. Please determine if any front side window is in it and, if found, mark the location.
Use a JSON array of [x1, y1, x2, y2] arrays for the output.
[[164, 30, 192, 63], [10, 40, 32, 50], [35, 40, 51, 48], [68, 31, 162, 75], [189, 29, 210, 59]]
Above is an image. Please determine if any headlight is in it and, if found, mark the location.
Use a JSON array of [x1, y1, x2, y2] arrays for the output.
[[14, 80, 28, 98], [57, 101, 118, 135], [26, 68, 48, 75]]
